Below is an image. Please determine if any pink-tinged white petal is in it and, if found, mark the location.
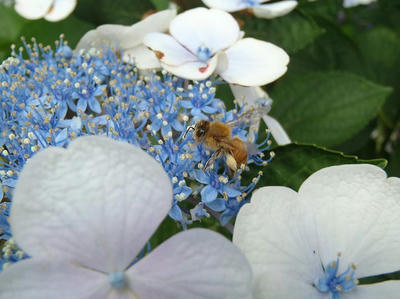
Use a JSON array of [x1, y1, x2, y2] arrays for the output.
[[233, 187, 323, 291], [169, 8, 240, 55], [345, 281, 400, 299], [161, 53, 219, 81], [127, 228, 252, 299], [263, 115, 291, 145], [144, 32, 198, 66], [14, 0, 52, 20], [201, 0, 249, 12], [298, 164, 400, 277], [44, 0, 77, 22], [252, 1, 298, 19], [123, 44, 160, 69], [0, 259, 109, 299], [219, 38, 289, 86], [10, 136, 172, 273]]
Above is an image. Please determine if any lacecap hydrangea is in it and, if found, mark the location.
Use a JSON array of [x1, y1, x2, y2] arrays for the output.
[[0, 36, 273, 269]]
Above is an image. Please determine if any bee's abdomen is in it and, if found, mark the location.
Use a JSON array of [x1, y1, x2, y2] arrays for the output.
[[228, 137, 248, 167]]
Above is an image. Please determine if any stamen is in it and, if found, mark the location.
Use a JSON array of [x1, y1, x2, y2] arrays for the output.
[[196, 45, 212, 62], [108, 272, 126, 289], [314, 254, 357, 297]]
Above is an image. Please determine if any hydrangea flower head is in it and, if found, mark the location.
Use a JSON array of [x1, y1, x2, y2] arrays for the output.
[[233, 164, 400, 299], [0, 36, 272, 268]]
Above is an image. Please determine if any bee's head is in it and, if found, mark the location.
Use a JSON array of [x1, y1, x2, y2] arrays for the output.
[[195, 120, 210, 140]]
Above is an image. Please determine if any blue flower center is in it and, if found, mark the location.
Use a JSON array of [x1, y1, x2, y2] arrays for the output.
[[243, 0, 259, 7], [108, 272, 126, 289], [196, 45, 212, 62], [314, 254, 358, 298], [210, 175, 221, 189]]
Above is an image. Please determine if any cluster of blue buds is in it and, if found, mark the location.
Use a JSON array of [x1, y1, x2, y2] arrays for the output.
[[0, 36, 273, 268]]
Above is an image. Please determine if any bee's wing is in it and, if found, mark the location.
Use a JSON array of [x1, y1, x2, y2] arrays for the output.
[[225, 105, 268, 128]]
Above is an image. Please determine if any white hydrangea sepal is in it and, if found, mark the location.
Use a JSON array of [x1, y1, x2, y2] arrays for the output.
[[75, 9, 177, 69], [201, 0, 298, 19], [299, 164, 400, 277], [44, 0, 77, 22], [14, 0, 53, 20], [234, 164, 400, 298], [252, 1, 298, 19], [9, 136, 173, 272], [127, 229, 253, 299], [343, 0, 377, 8], [14, 0, 77, 21]]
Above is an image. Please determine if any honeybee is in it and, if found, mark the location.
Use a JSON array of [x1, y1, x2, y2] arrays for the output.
[[184, 120, 248, 176], [184, 103, 269, 176]]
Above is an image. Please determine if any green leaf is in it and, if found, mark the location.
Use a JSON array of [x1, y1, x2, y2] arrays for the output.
[[388, 145, 400, 177], [270, 71, 392, 147], [73, 0, 155, 26], [150, 0, 170, 10], [0, 4, 27, 44], [240, 11, 325, 54], [149, 214, 233, 249], [257, 143, 387, 191], [355, 26, 400, 128], [18, 16, 94, 48], [297, 0, 342, 22], [286, 20, 365, 77]]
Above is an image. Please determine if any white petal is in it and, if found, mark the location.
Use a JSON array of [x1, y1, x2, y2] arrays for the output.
[[93, 24, 141, 49], [343, 0, 376, 8], [201, 0, 248, 12], [44, 0, 77, 22], [230, 85, 268, 107], [75, 29, 102, 51], [127, 228, 252, 299], [233, 187, 323, 294], [14, 0, 52, 20], [123, 45, 161, 69], [343, 281, 400, 299], [252, 269, 324, 299], [10, 136, 172, 272], [0, 259, 108, 299], [144, 32, 198, 66], [220, 38, 289, 86], [298, 164, 400, 277], [169, 7, 240, 55], [252, 1, 298, 19], [75, 9, 177, 52], [124, 8, 177, 44], [98, 9, 177, 50], [160, 53, 219, 81], [263, 115, 291, 145]]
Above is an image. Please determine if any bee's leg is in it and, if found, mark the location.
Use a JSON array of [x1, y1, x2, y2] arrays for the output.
[[226, 153, 238, 177], [183, 126, 195, 139], [204, 148, 223, 171]]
